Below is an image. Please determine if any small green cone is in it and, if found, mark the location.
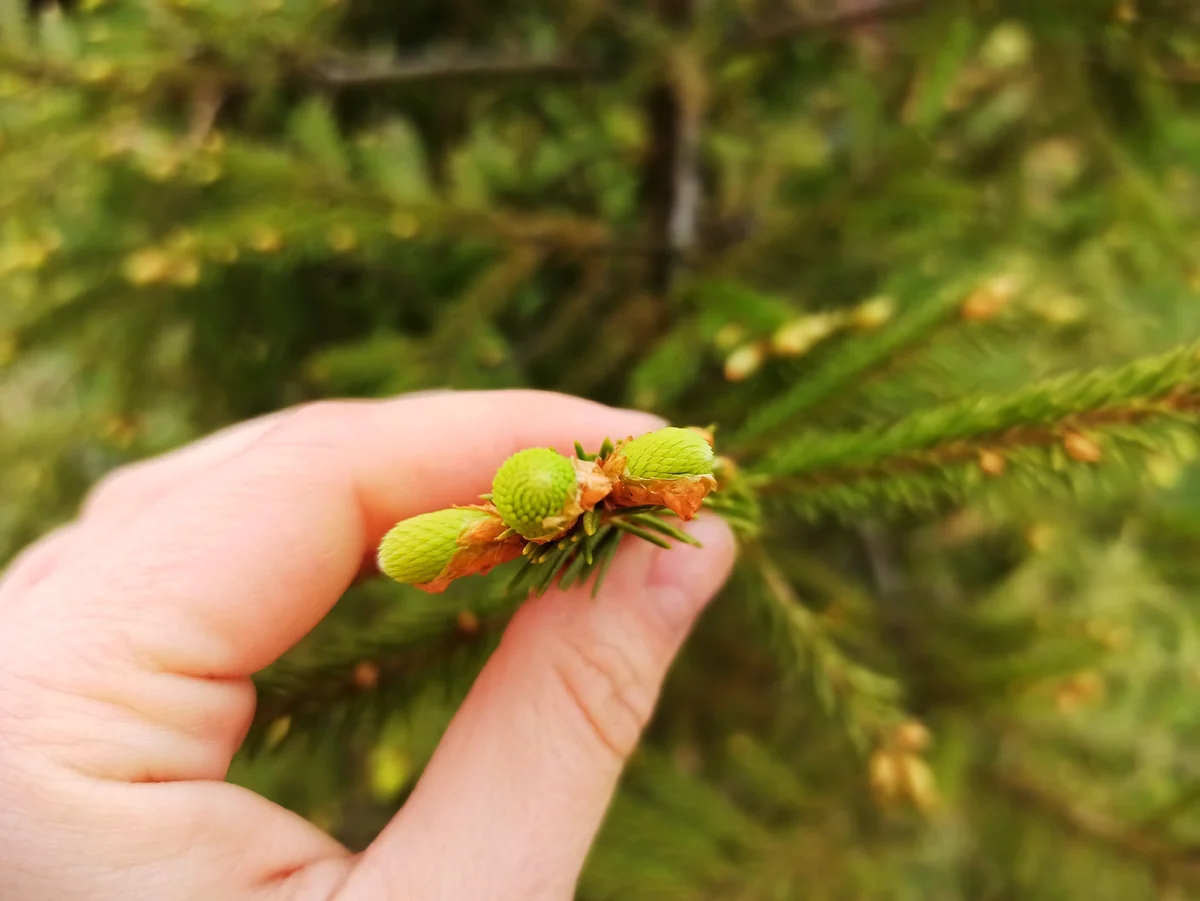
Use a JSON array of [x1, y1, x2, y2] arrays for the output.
[[377, 507, 497, 586], [492, 447, 580, 540], [606, 427, 718, 520], [621, 427, 714, 479]]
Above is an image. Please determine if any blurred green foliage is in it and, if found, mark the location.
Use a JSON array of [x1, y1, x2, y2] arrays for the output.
[[5, 0, 1200, 897]]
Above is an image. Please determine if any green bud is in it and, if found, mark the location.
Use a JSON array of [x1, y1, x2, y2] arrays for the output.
[[377, 507, 496, 586], [492, 447, 579, 540], [621, 427, 714, 480]]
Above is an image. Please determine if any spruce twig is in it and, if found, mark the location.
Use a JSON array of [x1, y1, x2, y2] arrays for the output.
[[734, 273, 979, 447], [503, 509, 703, 599], [246, 596, 514, 755], [758, 343, 1200, 487], [983, 768, 1200, 887], [746, 544, 903, 749]]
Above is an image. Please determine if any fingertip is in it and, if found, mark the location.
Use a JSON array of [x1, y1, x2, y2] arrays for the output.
[[360, 513, 734, 899], [341, 386, 664, 425], [388, 390, 667, 463], [498, 390, 668, 440], [644, 514, 737, 629]]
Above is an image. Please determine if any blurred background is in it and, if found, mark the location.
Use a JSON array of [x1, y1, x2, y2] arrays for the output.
[[4, 0, 1200, 897]]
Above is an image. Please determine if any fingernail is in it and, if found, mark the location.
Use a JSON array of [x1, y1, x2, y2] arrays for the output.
[[646, 515, 737, 630]]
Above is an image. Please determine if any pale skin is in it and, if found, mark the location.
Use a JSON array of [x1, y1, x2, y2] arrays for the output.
[[0, 390, 736, 901]]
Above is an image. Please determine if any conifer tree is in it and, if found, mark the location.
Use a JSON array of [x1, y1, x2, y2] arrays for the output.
[[4, 1, 1200, 897]]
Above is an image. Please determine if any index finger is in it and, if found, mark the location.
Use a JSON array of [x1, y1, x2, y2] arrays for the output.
[[12, 391, 663, 680]]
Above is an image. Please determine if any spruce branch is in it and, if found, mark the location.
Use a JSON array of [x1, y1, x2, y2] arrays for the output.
[[582, 751, 772, 898], [426, 246, 546, 368], [984, 767, 1200, 887], [747, 544, 904, 749], [733, 272, 980, 447], [246, 591, 514, 755], [0, 42, 235, 102], [94, 127, 627, 257], [989, 715, 1200, 785], [757, 343, 1200, 485], [769, 426, 1193, 523], [378, 427, 720, 596]]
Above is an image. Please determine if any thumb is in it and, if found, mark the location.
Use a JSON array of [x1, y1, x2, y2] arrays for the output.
[[344, 515, 736, 901]]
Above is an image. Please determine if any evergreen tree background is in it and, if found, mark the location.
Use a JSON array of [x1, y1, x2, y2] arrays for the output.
[[4, 0, 1200, 896]]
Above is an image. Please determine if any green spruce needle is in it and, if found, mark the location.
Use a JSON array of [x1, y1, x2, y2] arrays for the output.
[[629, 512, 703, 546], [612, 520, 673, 549], [590, 531, 623, 598]]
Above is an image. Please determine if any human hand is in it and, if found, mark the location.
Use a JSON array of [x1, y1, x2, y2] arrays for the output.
[[0, 391, 736, 901]]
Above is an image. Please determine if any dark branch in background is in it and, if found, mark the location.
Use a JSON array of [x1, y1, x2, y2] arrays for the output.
[[724, 0, 928, 54], [310, 53, 595, 88], [640, 0, 704, 297], [0, 44, 595, 100], [857, 523, 905, 601], [314, 0, 930, 92], [2, 0, 928, 103], [184, 75, 224, 148], [308, 0, 929, 91]]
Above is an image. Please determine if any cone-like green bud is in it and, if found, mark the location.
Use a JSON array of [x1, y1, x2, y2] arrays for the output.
[[377, 507, 496, 586], [621, 427, 714, 480], [492, 447, 579, 540]]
